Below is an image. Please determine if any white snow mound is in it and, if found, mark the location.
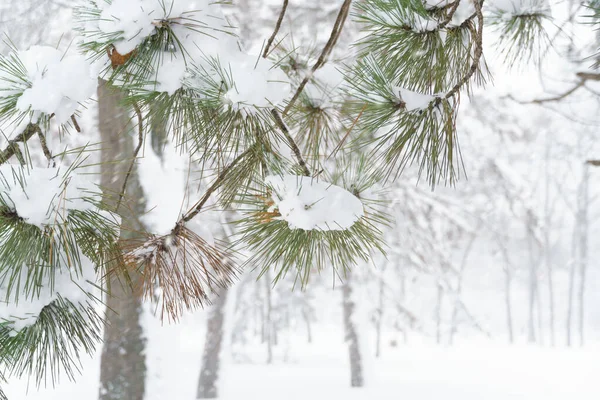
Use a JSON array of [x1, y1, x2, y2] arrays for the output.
[[265, 175, 364, 231]]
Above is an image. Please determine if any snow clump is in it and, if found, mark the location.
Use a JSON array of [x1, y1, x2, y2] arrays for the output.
[[12, 46, 95, 124], [264, 175, 364, 231]]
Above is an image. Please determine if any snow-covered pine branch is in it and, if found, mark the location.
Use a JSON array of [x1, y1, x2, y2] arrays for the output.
[[0, 0, 594, 395]]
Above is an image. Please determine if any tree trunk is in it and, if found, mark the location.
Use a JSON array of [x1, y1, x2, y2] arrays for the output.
[[98, 80, 146, 400], [504, 266, 514, 344], [566, 221, 578, 347], [577, 165, 589, 346], [197, 287, 229, 399], [342, 271, 364, 388], [435, 282, 443, 345], [543, 137, 556, 346], [526, 215, 538, 344], [303, 307, 313, 344], [374, 275, 384, 357], [264, 270, 273, 364]]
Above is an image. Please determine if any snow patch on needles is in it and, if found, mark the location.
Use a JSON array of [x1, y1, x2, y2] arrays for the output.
[[0, 165, 101, 229], [223, 55, 290, 114], [0, 257, 98, 333], [265, 175, 364, 231], [97, 0, 157, 54], [97, 0, 226, 54], [393, 86, 438, 112], [14, 46, 95, 124]]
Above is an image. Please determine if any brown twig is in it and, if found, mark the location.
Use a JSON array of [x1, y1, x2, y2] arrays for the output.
[[263, 0, 289, 58], [587, 160, 600, 167], [327, 104, 366, 161], [36, 129, 55, 167], [271, 109, 311, 176], [283, 0, 353, 115], [180, 148, 254, 224], [0, 123, 41, 165], [71, 115, 82, 133], [445, 0, 484, 100], [436, 0, 461, 31], [116, 102, 144, 212]]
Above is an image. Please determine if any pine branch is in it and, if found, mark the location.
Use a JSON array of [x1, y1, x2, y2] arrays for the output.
[[180, 147, 254, 224], [436, 0, 461, 31], [0, 123, 41, 165], [271, 109, 311, 176], [263, 0, 289, 58], [445, 0, 484, 100], [283, 0, 353, 115]]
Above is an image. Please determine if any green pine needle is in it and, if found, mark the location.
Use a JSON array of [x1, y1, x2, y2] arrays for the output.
[[0, 296, 103, 388]]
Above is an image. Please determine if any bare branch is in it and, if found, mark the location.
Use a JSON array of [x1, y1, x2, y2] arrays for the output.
[[271, 108, 311, 176], [283, 0, 353, 115], [180, 148, 254, 224], [586, 160, 600, 167], [509, 72, 600, 105], [36, 129, 55, 167], [0, 123, 41, 165], [116, 102, 144, 212], [263, 0, 289, 58], [436, 0, 461, 31]]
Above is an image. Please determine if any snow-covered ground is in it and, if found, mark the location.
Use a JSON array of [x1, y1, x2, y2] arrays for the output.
[[5, 315, 598, 400]]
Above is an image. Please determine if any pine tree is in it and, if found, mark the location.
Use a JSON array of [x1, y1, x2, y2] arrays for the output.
[[0, 0, 597, 398]]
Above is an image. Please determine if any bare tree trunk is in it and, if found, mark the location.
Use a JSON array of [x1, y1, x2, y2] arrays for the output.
[[197, 287, 229, 399], [303, 306, 313, 344], [577, 165, 589, 346], [566, 228, 578, 347], [342, 271, 364, 388], [374, 275, 384, 358], [526, 214, 538, 344], [543, 138, 556, 346], [450, 234, 476, 345], [264, 270, 273, 364], [435, 282, 443, 345], [98, 80, 146, 400], [399, 269, 408, 344], [504, 266, 514, 343]]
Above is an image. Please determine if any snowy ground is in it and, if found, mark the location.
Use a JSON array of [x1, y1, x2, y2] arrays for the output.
[[5, 316, 599, 400]]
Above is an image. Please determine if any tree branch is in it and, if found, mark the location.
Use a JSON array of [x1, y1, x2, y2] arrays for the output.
[[179, 147, 254, 224], [283, 0, 353, 115], [0, 123, 41, 165], [586, 160, 600, 167], [116, 102, 144, 212], [263, 0, 289, 58], [36, 129, 55, 167], [437, 0, 461, 31], [508, 72, 600, 105], [445, 0, 484, 100], [271, 109, 311, 176]]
